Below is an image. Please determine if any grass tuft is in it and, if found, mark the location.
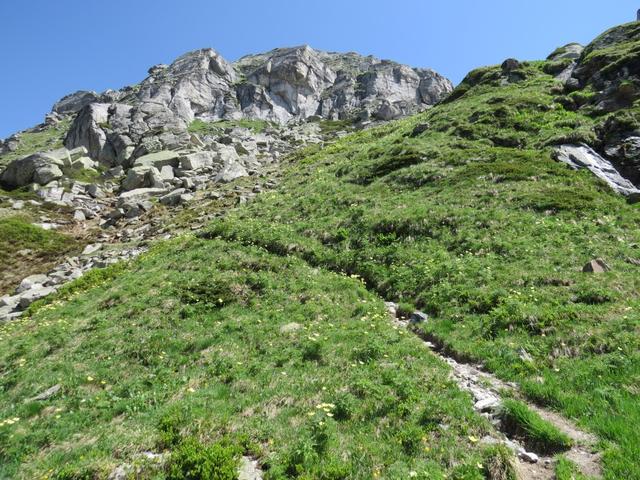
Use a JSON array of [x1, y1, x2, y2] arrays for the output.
[[500, 399, 573, 453]]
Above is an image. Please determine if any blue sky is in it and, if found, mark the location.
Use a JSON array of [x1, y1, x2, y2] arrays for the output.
[[0, 0, 638, 138]]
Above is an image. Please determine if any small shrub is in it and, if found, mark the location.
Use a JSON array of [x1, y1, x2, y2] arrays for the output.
[[166, 437, 239, 480], [318, 460, 352, 479], [53, 467, 95, 480], [158, 408, 186, 448], [396, 424, 424, 456], [332, 392, 356, 421], [301, 340, 323, 362], [351, 341, 382, 364]]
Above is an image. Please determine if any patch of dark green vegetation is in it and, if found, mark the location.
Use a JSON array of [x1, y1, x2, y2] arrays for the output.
[[188, 118, 274, 136], [314, 118, 356, 136], [0, 216, 80, 294]]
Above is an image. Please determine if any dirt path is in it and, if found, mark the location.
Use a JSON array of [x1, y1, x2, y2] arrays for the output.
[[384, 302, 602, 480]]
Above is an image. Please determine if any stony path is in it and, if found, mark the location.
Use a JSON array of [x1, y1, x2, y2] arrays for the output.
[[384, 302, 602, 480]]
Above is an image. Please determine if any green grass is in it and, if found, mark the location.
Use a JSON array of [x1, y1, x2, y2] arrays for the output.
[[556, 456, 592, 480], [65, 167, 102, 184], [0, 216, 80, 294], [0, 120, 71, 168], [314, 119, 356, 136], [0, 236, 493, 479], [0, 186, 39, 202], [500, 399, 572, 453], [188, 118, 273, 136]]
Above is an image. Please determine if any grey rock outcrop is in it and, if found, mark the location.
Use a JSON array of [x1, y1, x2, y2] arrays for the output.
[[547, 43, 584, 61], [0, 152, 64, 188], [52, 91, 100, 114], [554, 144, 640, 199]]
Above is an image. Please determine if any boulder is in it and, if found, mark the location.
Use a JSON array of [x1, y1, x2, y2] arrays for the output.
[[18, 286, 56, 309], [409, 311, 428, 324], [116, 188, 167, 207], [554, 144, 640, 198], [501, 58, 521, 73], [132, 150, 181, 169], [121, 166, 166, 191], [18, 274, 49, 293], [215, 145, 240, 164], [82, 244, 102, 256], [35, 186, 64, 203], [121, 167, 150, 191], [52, 90, 99, 114], [159, 188, 187, 206], [180, 151, 215, 170], [64, 103, 116, 164], [583, 259, 611, 273], [31, 384, 62, 401], [547, 43, 584, 61], [0, 152, 64, 188], [159, 165, 175, 180], [69, 146, 89, 161], [33, 164, 63, 185], [215, 161, 249, 183], [70, 156, 97, 170], [86, 184, 105, 198], [46, 148, 72, 167]]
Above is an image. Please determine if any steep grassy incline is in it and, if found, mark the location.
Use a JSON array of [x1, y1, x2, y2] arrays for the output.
[[0, 237, 497, 479], [204, 59, 640, 478], [0, 215, 81, 293]]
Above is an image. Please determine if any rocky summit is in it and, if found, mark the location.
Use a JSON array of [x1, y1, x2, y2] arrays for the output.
[[47, 46, 452, 169], [1, 19, 640, 480]]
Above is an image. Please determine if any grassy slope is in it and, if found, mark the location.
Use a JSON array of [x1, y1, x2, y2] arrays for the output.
[[203, 61, 640, 479], [0, 238, 491, 479], [0, 120, 71, 169], [0, 216, 80, 294]]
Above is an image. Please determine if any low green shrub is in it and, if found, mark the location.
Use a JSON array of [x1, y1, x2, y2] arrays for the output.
[[166, 437, 239, 480]]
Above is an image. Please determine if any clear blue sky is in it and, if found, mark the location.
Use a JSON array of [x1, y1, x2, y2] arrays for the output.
[[0, 0, 638, 138]]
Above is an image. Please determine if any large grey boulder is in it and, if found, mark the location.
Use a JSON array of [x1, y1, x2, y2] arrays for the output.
[[18, 286, 56, 309], [215, 161, 248, 183], [121, 166, 166, 191], [554, 144, 640, 198], [52, 90, 100, 114], [132, 150, 181, 169], [547, 43, 584, 61], [0, 152, 64, 188], [180, 151, 216, 170]]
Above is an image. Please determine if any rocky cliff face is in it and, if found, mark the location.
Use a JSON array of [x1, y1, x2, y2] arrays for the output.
[[45, 46, 452, 168]]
